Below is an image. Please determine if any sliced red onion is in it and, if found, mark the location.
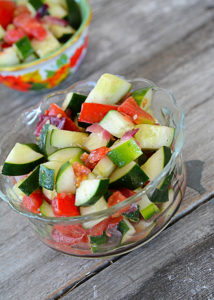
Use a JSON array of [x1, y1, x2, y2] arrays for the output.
[[43, 15, 68, 26], [121, 128, 139, 141], [35, 4, 49, 20], [34, 114, 66, 136], [86, 123, 111, 141], [124, 203, 138, 214]]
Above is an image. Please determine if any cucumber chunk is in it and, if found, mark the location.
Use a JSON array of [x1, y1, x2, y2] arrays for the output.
[[93, 156, 116, 178], [28, 0, 43, 10], [39, 161, 62, 190], [110, 161, 149, 190], [31, 32, 61, 58], [135, 124, 175, 150], [50, 24, 75, 39], [160, 188, 174, 212], [18, 166, 40, 196], [84, 132, 110, 152], [2, 143, 44, 176], [118, 219, 136, 244], [131, 87, 153, 110], [55, 161, 76, 193], [141, 146, 172, 190], [75, 178, 109, 206], [150, 187, 169, 203], [48, 147, 83, 164], [50, 129, 88, 148], [107, 138, 142, 168], [48, 3, 67, 18], [62, 92, 86, 116], [42, 187, 57, 201], [123, 206, 140, 222], [100, 110, 134, 138], [66, 0, 82, 30], [40, 200, 55, 217], [0, 47, 19, 66], [39, 124, 57, 156], [13, 36, 34, 60], [138, 194, 160, 220], [80, 197, 108, 229], [90, 232, 108, 253], [86, 73, 132, 105]]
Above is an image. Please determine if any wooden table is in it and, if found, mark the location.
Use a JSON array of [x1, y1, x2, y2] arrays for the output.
[[1, 0, 214, 299]]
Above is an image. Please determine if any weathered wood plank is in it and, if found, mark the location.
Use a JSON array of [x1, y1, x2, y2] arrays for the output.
[[0, 0, 214, 299], [62, 199, 214, 300]]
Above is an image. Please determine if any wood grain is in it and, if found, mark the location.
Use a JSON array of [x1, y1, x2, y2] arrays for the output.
[[0, 0, 214, 299], [62, 199, 214, 300]]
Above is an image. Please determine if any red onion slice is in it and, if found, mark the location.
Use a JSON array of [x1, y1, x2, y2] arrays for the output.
[[86, 123, 111, 140], [34, 114, 66, 136], [121, 128, 139, 141], [43, 15, 68, 26]]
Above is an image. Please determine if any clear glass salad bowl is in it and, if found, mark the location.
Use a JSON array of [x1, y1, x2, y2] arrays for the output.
[[0, 77, 186, 258]]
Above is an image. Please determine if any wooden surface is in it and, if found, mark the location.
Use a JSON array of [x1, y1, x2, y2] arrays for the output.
[[0, 0, 214, 299]]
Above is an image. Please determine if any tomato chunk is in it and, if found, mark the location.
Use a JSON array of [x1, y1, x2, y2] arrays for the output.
[[118, 96, 155, 124], [90, 218, 110, 236], [73, 162, 91, 187], [4, 27, 26, 45], [22, 191, 43, 214], [81, 147, 110, 169], [108, 191, 130, 217], [79, 103, 118, 124], [52, 193, 80, 217], [48, 103, 80, 132], [0, 0, 15, 29]]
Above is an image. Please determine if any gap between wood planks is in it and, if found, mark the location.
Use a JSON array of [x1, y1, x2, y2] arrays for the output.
[[47, 191, 214, 300]]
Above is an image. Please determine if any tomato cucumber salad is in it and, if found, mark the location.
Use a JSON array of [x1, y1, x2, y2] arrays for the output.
[[0, 0, 81, 66], [2, 73, 175, 252]]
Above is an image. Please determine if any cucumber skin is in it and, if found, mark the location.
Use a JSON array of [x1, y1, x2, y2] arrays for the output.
[[39, 165, 55, 190], [18, 166, 40, 196], [66, 0, 81, 29], [28, 0, 43, 10], [151, 188, 169, 203], [118, 220, 129, 236], [90, 232, 108, 253], [65, 93, 86, 116], [76, 179, 110, 206], [2, 157, 44, 176], [140, 203, 160, 220], [39, 124, 52, 156], [110, 164, 149, 190], [123, 206, 140, 222]]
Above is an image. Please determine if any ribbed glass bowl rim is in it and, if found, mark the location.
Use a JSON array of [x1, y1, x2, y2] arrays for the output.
[[0, 77, 185, 223]]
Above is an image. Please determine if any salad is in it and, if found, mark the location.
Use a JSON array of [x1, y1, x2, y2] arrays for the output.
[[0, 0, 81, 66], [2, 73, 175, 253]]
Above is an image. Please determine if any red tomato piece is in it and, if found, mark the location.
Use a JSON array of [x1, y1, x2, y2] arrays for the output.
[[72, 162, 91, 187], [118, 96, 155, 125], [81, 147, 110, 169], [48, 103, 80, 132], [0, 0, 15, 29], [52, 193, 80, 217], [107, 216, 123, 230], [108, 191, 130, 217], [4, 27, 26, 45], [15, 5, 31, 17], [78, 103, 118, 124], [13, 12, 47, 41], [22, 191, 43, 214], [54, 224, 87, 237], [119, 188, 136, 198], [90, 218, 110, 236]]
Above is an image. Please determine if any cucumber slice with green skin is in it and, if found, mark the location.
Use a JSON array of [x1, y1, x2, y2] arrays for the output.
[[0, 47, 19, 67], [123, 206, 140, 223], [100, 110, 134, 138], [62, 92, 86, 116], [50, 129, 88, 148], [137, 153, 148, 165], [50, 24, 75, 39], [90, 232, 108, 253], [66, 0, 82, 30], [150, 187, 169, 203], [2, 143, 44, 176], [39, 161, 62, 190], [55, 161, 76, 193], [138, 194, 160, 220], [23, 53, 37, 63], [93, 156, 116, 178], [18, 166, 40, 196], [86, 73, 132, 105], [84, 132, 110, 152], [40, 200, 55, 217], [135, 124, 175, 150], [118, 219, 136, 244], [42, 187, 57, 202], [131, 87, 153, 110], [48, 147, 83, 164], [28, 0, 43, 10], [107, 138, 142, 168], [12, 178, 26, 200], [80, 197, 108, 229], [25, 143, 43, 154], [141, 146, 172, 190], [110, 161, 149, 190], [48, 4, 68, 18], [159, 188, 174, 212], [75, 178, 109, 206], [13, 36, 34, 60], [31, 32, 61, 58], [39, 124, 57, 156]]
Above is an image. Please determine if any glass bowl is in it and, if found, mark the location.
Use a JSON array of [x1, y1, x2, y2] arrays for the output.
[[0, 76, 185, 258], [0, 0, 92, 92]]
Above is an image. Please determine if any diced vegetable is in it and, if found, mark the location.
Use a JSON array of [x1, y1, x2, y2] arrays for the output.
[[0, 47, 19, 66], [93, 156, 116, 178], [66, 0, 82, 30], [86, 73, 132, 105], [48, 147, 83, 164], [50, 129, 88, 148], [55, 161, 76, 193], [118, 219, 136, 243], [31, 31, 60, 58], [62, 92, 86, 116], [22, 191, 43, 214], [40, 200, 55, 217], [39, 161, 62, 190], [79, 103, 118, 124], [13, 36, 34, 60], [18, 165, 40, 196], [52, 193, 80, 217], [39, 123, 57, 156], [90, 232, 108, 253], [131, 87, 153, 110], [138, 194, 160, 220]]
